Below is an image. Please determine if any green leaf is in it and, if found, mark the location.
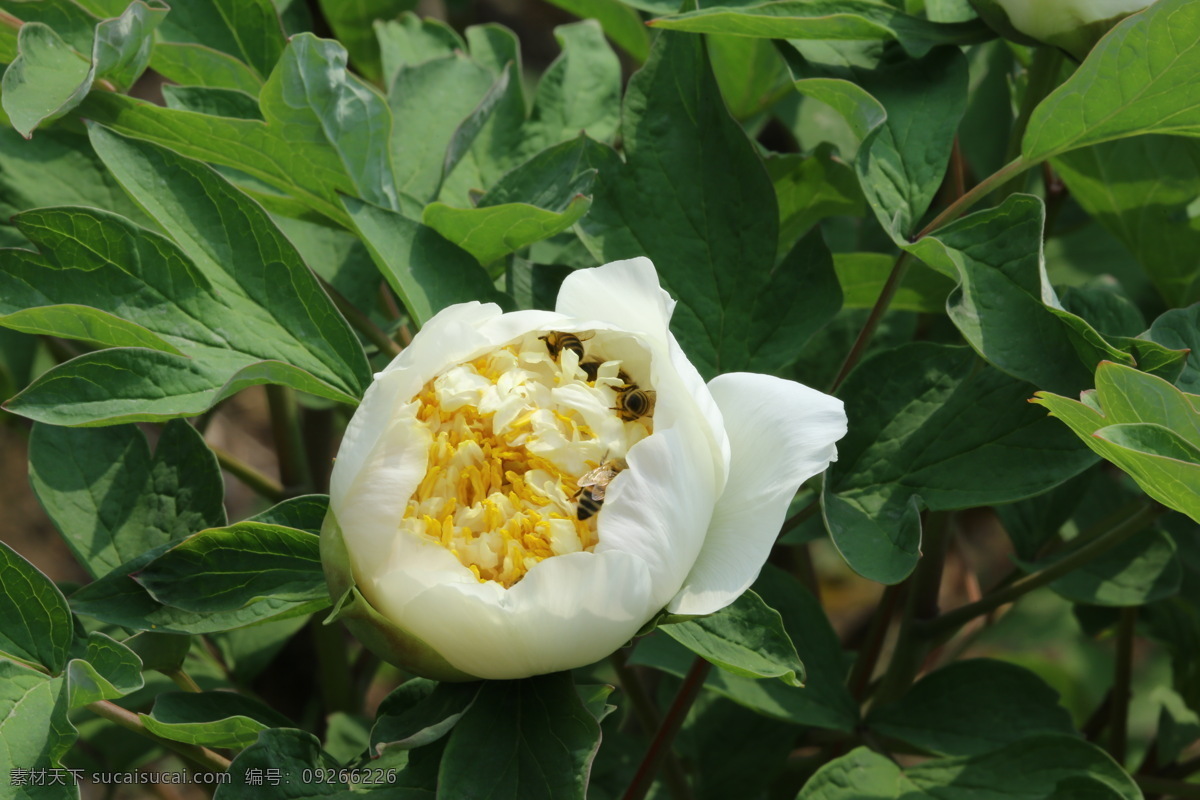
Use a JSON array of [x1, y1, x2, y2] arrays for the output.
[[524, 21, 621, 154], [248, 495, 331, 535], [648, 1, 991, 59], [424, 137, 598, 265], [661, 590, 804, 686], [1023, 0, 1200, 162], [29, 420, 226, 579], [799, 737, 1140, 800], [317, 0, 417, 81], [149, 43, 266, 94], [65, 631, 144, 709], [389, 53, 497, 205], [0, 0, 98, 54], [135, 522, 325, 613], [710, 35, 789, 122], [1054, 137, 1200, 307], [372, 680, 480, 753], [0, 541, 73, 673], [161, 84, 263, 119], [995, 470, 1097, 561], [0, 125, 152, 239], [82, 33, 398, 223], [220, 728, 367, 798], [1147, 304, 1200, 395], [1033, 362, 1200, 522], [1, 2, 167, 137], [342, 196, 508, 326], [825, 343, 1096, 584], [766, 147, 864, 251], [154, 0, 286, 80], [538, 0, 650, 61], [122, 631, 191, 673], [2, 23, 91, 137], [211, 614, 309, 683], [1155, 686, 1200, 765], [632, 565, 858, 731], [141, 691, 295, 748], [866, 659, 1077, 756], [906, 195, 1187, 394], [579, 31, 826, 376], [88, 126, 370, 388], [783, 40, 968, 243], [835, 252, 954, 314], [0, 659, 74, 780], [376, 13, 464, 82], [1034, 526, 1183, 607], [438, 673, 600, 800]]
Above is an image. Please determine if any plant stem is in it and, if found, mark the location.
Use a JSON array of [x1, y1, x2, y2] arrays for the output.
[[321, 278, 401, 359], [266, 385, 313, 495], [165, 668, 203, 693], [1137, 776, 1200, 799], [780, 499, 819, 537], [1110, 607, 1137, 765], [621, 657, 711, 800], [610, 651, 693, 800], [916, 502, 1162, 641], [311, 617, 355, 715], [847, 584, 901, 703], [302, 406, 334, 494], [0, 10, 21, 29], [86, 700, 231, 772], [912, 155, 1033, 241], [211, 445, 285, 503], [828, 252, 912, 393], [995, 46, 1064, 197]]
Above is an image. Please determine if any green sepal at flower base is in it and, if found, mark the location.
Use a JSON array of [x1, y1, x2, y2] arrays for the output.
[[968, 0, 1154, 60], [321, 512, 476, 683], [1033, 361, 1200, 522]]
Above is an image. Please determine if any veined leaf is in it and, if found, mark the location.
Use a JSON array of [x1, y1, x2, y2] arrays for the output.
[[64, 632, 144, 709], [0, 541, 73, 674]]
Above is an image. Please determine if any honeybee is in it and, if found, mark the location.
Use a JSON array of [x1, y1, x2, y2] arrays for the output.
[[574, 459, 626, 521], [613, 383, 656, 422], [539, 331, 592, 362], [580, 360, 630, 386]]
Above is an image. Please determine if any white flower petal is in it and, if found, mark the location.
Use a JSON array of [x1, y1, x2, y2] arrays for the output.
[[668, 373, 847, 616], [556, 258, 674, 342], [597, 425, 716, 608], [380, 549, 653, 679]]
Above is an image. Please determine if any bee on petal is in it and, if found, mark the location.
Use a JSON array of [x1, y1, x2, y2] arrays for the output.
[[574, 459, 626, 520]]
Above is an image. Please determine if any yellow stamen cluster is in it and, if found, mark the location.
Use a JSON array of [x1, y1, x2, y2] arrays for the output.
[[400, 339, 652, 588]]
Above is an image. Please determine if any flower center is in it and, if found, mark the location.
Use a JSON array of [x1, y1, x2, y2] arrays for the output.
[[401, 330, 654, 588]]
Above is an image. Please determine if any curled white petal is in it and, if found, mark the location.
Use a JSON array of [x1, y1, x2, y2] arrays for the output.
[[668, 372, 847, 616]]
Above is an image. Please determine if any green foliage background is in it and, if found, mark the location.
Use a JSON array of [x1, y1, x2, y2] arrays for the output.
[[0, 0, 1198, 797]]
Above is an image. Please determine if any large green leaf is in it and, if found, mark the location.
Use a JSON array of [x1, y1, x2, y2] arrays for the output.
[[0, 660, 74, 784], [836, 252, 954, 313], [579, 30, 836, 377], [537, 0, 649, 61], [866, 659, 1077, 756], [423, 136, 598, 266], [29, 420, 225, 579], [648, 1, 990, 57], [82, 34, 398, 222], [438, 673, 600, 800], [632, 565, 858, 731], [661, 590, 804, 686], [150, 42, 266, 94], [1033, 362, 1200, 522], [0, 541, 73, 674], [1, 2, 167, 136], [342, 196, 508, 326], [766, 147, 864, 252], [64, 631, 144, 709], [154, 0, 286, 80], [317, 0, 416, 81], [140, 691, 295, 748], [1147, 304, 1200, 394], [1054, 137, 1200, 307], [824, 343, 1096, 584], [799, 737, 1139, 799], [135, 522, 325, 612], [372, 680, 480, 753], [1023, 0, 1200, 162], [0, 0, 98, 55], [906, 195, 1188, 394], [1038, 526, 1182, 607], [523, 21, 621, 156], [783, 40, 968, 242]]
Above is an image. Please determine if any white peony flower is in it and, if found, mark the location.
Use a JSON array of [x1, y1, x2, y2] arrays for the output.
[[969, 0, 1154, 59], [321, 258, 847, 681]]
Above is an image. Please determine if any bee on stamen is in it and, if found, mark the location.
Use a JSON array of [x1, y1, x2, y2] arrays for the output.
[[574, 459, 626, 520], [539, 331, 592, 363]]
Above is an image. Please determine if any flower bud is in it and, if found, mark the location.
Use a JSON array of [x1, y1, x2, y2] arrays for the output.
[[969, 0, 1154, 59]]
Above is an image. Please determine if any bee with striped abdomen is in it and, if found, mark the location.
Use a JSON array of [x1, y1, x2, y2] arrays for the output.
[[613, 383, 656, 422], [539, 331, 592, 363], [573, 459, 625, 521]]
